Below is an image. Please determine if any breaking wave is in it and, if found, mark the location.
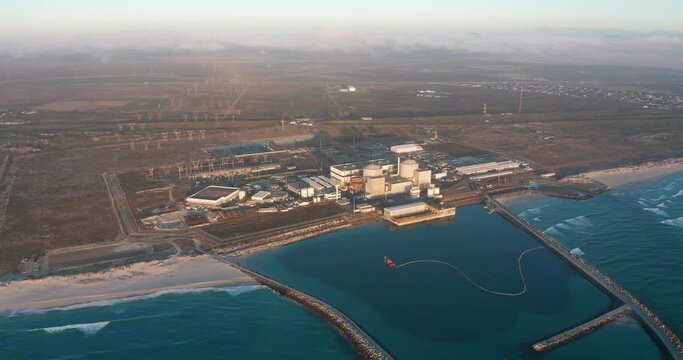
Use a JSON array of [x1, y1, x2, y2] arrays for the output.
[[565, 215, 593, 227], [570, 247, 585, 256], [520, 207, 542, 219], [643, 208, 669, 217], [662, 217, 683, 228], [674, 189, 683, 198], [42, 321, 109, 336], [650, 195, 666, 202], [657, 201, 669, 208], [553, 215, 593, 232], [543, 226, 561, 237], [13, 285, 265, 315]]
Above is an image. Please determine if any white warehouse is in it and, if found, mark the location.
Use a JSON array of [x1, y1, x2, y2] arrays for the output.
[[455, 160, 521, 175], [390, 144, 423, 154], [186, 186, 242, 207]]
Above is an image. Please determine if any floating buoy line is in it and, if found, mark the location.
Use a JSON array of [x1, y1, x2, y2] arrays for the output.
[[389, 246, 546, 297]]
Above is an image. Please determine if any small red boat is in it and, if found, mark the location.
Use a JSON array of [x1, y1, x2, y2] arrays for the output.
[[384, 256, 396, 268]]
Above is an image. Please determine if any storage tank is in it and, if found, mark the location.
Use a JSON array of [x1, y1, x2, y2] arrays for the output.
[[399, 159, 418, 179], [365, 176, 386, 199], [410, 186, 421, 199], [363, 164, 383, 178]]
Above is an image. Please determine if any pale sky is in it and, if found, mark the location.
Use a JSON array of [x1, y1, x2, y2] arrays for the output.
[[1, 0, 682, 38]]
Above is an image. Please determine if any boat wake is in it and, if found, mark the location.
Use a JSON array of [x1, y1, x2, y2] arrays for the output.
[[41, 321, 109, 336]]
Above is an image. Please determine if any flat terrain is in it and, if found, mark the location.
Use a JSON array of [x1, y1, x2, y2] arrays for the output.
[[204, 202, 347, 239], [1, 49, 682, 274]]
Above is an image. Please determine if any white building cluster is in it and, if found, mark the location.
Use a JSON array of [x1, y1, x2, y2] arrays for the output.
[[363, 157, 437, 200]]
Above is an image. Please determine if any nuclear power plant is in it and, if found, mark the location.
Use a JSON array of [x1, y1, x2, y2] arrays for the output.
[[364, 157, 437, 199]]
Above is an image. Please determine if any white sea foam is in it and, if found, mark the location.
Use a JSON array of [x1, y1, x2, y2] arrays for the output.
[[643, 208, 669, 217], [14, 285, 265, 315], [570, 247, 585, 256], [42, 321, 109, 336], [637, 200, 650, 207], [650, 195, 666, 202], [543, 226, 561, 236], [527, 207, 542, 215], [556, 223, 573, 230], [657, 201, 669, 209], [565, 215, 592, 227], [662, 217, 683, 228], [520, 207, 542, 219], [674, 189, 683, 198]]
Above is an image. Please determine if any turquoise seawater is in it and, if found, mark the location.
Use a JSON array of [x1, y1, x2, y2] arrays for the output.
[[0, 285, 355, 360], [239, 205, 667, 359], [506, 171, 683, 337], [1, 172, 680, 359]]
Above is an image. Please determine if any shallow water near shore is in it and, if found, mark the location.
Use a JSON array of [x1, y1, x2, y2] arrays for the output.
[[0, 285, 355, 360], [240, 205, 666, 359]]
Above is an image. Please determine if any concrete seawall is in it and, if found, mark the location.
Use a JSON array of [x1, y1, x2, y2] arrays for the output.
[[212, 256, 394, 360], [490, 198, 683, 359]]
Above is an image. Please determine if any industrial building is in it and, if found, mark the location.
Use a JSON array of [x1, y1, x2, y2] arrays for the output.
[[251, 191, 271, 202], [470, 170, 514, 181], [300, 176, 340, 200], [287, 181, 315, 198], [415, 169, 432, 189], [363, 158, 434, 199], [186, 186, 243, 208], [383, 201, 456, 227], [331, 159, 395, 186], [390, 144, 423, 154], [383, 202, 430, 218], [398, 159, 419, 178], [385, 177, 414, 196], [330, 163, 362, 184], [455, 160, 521, 175]]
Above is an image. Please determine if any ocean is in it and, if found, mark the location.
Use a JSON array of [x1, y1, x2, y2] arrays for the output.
[[506, 171, 683, 337], [0, 285, 355, 360], [1, 171, 681, 359]]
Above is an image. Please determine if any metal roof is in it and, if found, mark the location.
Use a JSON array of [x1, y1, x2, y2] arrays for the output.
[[187, 186, 239, 201]]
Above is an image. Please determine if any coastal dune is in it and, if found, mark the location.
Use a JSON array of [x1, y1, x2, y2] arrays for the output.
[[0, 255, 256, 314]]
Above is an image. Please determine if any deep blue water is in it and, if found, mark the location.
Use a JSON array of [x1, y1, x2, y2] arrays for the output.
[[1, 172, 680, 359]]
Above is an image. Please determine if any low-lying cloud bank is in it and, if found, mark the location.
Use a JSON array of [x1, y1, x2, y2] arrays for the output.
[[1, 28, 682, 69]]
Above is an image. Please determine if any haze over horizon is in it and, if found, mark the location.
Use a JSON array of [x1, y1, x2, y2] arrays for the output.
[[1, 0, 683, 70]]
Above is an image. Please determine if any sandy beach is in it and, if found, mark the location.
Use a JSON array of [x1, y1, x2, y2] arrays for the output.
[[582, 158, 683, 188], [0, 255, 255, 314]]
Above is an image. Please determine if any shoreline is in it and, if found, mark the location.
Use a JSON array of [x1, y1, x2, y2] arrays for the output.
[[580, 158, 683, 188], [0, 254, 256, 314]]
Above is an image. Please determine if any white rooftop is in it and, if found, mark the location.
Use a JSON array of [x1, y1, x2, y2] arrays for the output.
[[391, 144, 423, 153], [252, 191, 271, 200]]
